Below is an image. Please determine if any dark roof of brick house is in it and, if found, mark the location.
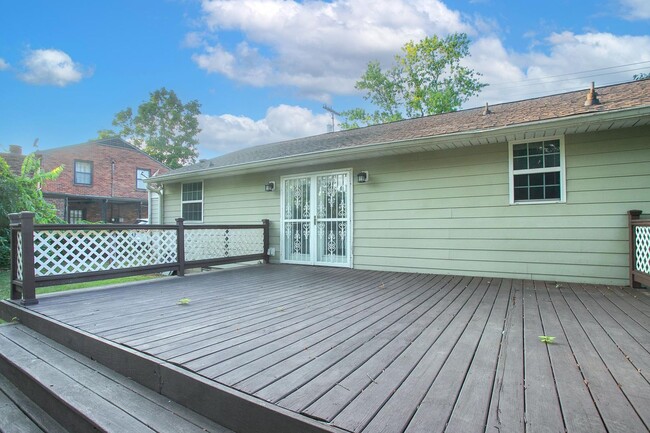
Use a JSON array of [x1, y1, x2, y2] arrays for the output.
[[157, 80, 650, 180], [37, 137, 169, 169]]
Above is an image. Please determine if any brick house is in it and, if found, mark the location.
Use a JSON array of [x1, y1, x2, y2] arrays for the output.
[[2, 138, 169, 224]]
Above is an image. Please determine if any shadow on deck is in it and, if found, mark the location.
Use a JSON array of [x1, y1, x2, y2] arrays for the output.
[[2, 264, 649, 433]]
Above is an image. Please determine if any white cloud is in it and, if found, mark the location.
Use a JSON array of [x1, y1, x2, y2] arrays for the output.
[[18, 49, 90, 86], [189, 2, 650, 153], [465, 32, 650, 106], [192, 0, 470, 97], [0, 58, 8, 70], [197, 104, 331, 157], [619, 0, 650, 20]]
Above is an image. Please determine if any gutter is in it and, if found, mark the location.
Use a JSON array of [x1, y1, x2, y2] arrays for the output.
[[151, 106, 650, 184]]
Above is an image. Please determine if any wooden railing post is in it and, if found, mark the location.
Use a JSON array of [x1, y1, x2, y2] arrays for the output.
[[629, 210, 642, 288], [176, 218, 185, 277], [262, 219, 270, 264], [18, 212, 38, 305]]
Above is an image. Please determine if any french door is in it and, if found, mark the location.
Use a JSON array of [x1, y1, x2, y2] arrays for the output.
[[281, 170, 351, 267]]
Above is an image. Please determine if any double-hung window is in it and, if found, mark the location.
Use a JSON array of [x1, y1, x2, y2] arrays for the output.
[[74, 160, 93, 185], [509, 137, 566, 204], [181, 181, 203, 222], [136, 168, 151, 190]]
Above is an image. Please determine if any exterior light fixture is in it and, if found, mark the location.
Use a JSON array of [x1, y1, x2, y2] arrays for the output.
[[265, 181, 276, 192], [357, 171, 369, 183]]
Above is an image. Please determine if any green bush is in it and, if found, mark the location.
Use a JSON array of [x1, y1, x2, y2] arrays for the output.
[[0, 153, 63, 267]]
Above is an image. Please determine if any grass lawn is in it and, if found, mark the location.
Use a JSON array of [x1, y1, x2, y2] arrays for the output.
[[0, 268, 161, 302]]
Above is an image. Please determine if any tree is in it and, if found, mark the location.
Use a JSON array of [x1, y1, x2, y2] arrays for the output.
[[0, 152, 63, 267], [104, 88, 201, 169], [341, 33, 486, 129]]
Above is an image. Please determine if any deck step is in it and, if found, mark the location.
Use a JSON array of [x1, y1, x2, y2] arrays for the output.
[[0, 372, 69, 433], [0, 323, 232, 433]]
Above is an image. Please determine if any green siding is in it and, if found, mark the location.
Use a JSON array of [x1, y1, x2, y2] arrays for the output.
[[161, 125, 650, 285]]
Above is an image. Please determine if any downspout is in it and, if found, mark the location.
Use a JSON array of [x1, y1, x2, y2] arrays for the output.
[[159, 187, 164, 224], [110, 159, 115, 197]]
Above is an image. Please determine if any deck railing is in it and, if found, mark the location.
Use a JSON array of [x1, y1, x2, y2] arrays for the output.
[[8, 212, 269, 305], [629, 210, 650, 288]]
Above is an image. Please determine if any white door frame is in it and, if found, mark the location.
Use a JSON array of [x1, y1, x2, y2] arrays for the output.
[[280, 168, 353, 267]]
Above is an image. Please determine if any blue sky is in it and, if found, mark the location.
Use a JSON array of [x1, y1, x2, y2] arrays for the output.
[[1, 0, 649, 160]]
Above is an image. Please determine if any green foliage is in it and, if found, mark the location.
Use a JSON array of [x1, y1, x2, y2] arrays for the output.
[[0, 154, 63, 267], [538, 335, 556, 344], [633, 72, 650, 81], [341, 33, 486, 129], [96, 129, 118, 139], [177, 297, 191, 305], [102, 88, 201, 169]]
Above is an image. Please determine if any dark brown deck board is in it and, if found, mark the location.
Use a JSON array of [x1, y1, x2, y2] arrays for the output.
[[135, 270, 382, 357], [570, 283, 650, 382], [548, 283, 648, 432], [273, 275, 461, 411], [330, 276, 489, 433], [443, 279, 511, 433], [113, 269, 381, 352], [560, 284, 650, 426], [591, 284, 650, 330], [249, 273, 450, 401], [157, 271, 401, 363], [401, 278, 508, 433], [6, 264, 649, 433], [213, 272, 431, 385], [522, 280, 565, 433], [175, 273, 413, 371], [232, 273, 446, 394], [538, 282, 607, 433], [485, 279, 525, 433]]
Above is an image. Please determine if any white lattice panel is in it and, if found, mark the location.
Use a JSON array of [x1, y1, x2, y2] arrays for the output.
[[185, 228, 264, 262], [185, 229, 226, 261], [227, 228, 265, 257], [33, 229, 178, 277], [636, 226, 650, 274]]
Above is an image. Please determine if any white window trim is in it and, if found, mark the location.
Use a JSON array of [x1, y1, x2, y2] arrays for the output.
[[508, 136, 566, 205], [181, 181, 204, 223]]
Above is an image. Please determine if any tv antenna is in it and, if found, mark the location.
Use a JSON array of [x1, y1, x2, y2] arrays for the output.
[[322, 105, 341, 132]]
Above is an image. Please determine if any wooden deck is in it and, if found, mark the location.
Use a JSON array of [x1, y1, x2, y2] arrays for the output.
[[7, 264, 650, 433]]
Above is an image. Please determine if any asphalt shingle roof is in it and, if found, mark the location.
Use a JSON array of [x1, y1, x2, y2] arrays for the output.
[[167, 80, 650, 177]]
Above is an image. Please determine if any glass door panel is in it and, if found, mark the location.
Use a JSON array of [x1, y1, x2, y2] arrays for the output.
[[316, 173, 348, 265], [283, 177, 311, 262]]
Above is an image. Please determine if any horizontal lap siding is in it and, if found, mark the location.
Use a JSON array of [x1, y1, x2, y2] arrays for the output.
[[353, 126, 650, 285], [161, 125, 650, 284], [163, 174, 282, 261]]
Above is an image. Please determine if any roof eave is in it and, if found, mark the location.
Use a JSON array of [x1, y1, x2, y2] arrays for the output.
[[153, 106, 650, 184]]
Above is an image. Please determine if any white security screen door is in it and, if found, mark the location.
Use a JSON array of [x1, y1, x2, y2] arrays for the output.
[[282, 171, 351, 267]]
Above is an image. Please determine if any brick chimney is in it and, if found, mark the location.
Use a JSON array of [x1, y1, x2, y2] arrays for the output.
[[9, 144, 22, 155]]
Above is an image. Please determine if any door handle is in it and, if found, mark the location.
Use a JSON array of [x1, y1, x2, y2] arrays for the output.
[[313, 215, 317, 225]]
